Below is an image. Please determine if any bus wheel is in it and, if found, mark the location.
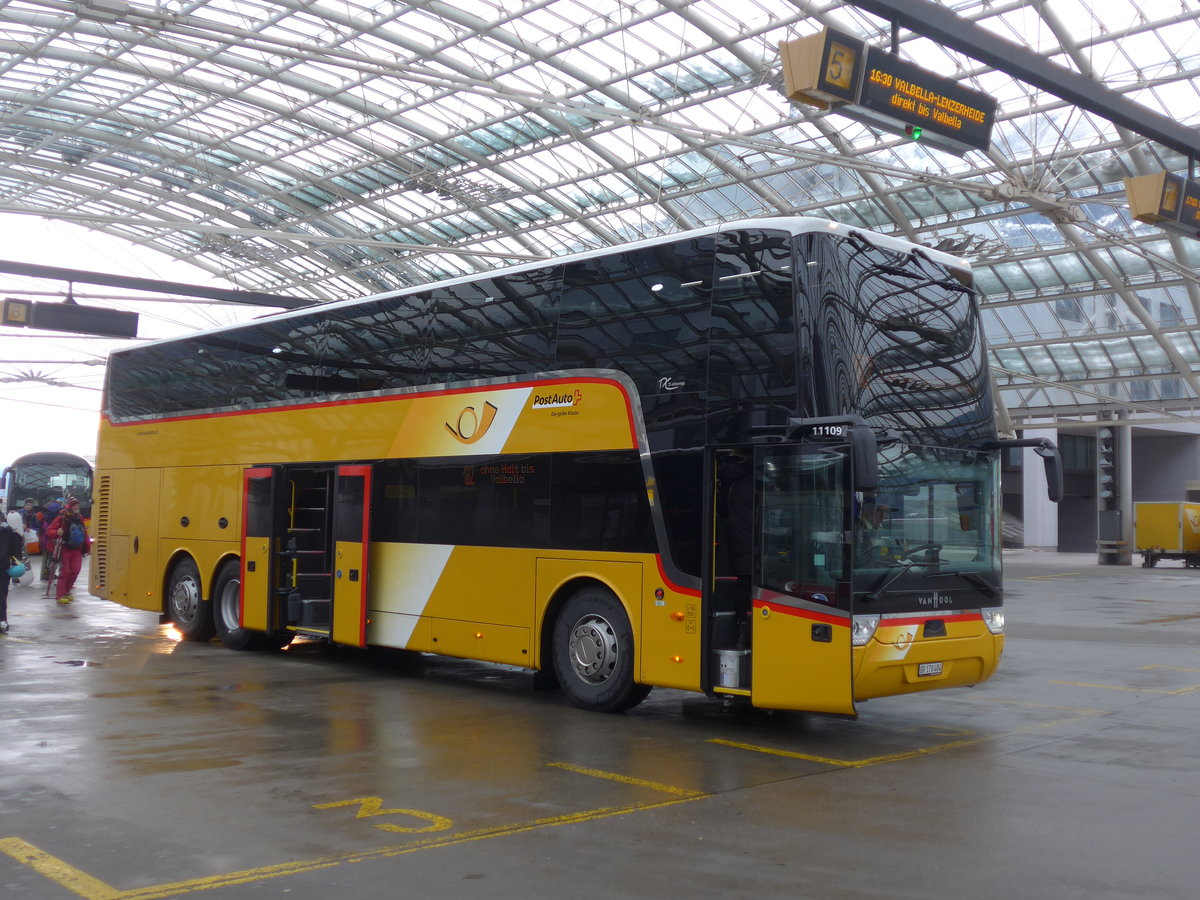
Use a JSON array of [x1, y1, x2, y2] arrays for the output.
[[552, 587, 651, 713], [167, 557, 215, 642], [212, 560, 291, 651]]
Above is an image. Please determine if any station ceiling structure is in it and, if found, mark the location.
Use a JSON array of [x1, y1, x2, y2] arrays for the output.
[[2, 0, 1200, 427]]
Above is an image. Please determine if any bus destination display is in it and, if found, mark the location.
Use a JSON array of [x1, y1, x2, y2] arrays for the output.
[[780, 28, 998, 155]]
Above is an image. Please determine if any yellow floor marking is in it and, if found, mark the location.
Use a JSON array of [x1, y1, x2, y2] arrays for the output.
[[1142, 664, 1200, 673], [0, 837, 123, 900], [1051, 680, 1200, 695], [709, 713, 1089, 768], [547, 762, 705, 798], [1, 764, 708, 899], [1131, 613, 1200, 625], [1019, 572, 1083, 580], [965, 696, 1102, 714]]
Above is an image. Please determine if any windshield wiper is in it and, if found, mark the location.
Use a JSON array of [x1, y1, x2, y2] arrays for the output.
[[862, 558, 929, 603], [928, 569, 999, 598]]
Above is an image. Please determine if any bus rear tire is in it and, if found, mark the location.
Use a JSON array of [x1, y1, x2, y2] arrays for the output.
[[552, 587, 651, 713], [167, 557, 215, 642], [213, 560, 291, 651]]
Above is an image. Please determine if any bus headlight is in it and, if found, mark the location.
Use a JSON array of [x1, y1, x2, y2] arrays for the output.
[[982, 607, 1005, 635], [851, 614, 880, 646]]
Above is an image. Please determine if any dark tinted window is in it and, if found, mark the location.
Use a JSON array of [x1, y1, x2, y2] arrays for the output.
[[245, 473, 276, 538], [373, 459, 419, 542], [370, 451, 652, 553], [802, 231, 991, 446], [319, 293, 432, 392], [550, 452, 654, 552], [417, 455, 550, 547], [651, 449, 705, 576], [557, 237, 712, 398], [427, 268, 559, 384], [335, 472, 366, 542], [707, 229, 796, 442], [106, 306, 381, 418]]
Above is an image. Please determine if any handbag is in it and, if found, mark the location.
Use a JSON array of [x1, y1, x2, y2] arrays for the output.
[[8, 558, 26, 579]]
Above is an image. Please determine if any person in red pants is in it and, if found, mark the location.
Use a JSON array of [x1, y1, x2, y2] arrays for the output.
[[44, 497, 90, 604]]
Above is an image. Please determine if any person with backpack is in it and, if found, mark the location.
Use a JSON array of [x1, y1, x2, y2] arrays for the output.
[[8, 510, 31, 588], [44, 496, 90, 605], [1, 513, 25, 632]]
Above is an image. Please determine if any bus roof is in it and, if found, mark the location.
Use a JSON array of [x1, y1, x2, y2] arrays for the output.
[[118, 217, 969, 354]]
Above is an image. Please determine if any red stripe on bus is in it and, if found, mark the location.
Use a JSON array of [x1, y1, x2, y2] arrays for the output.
[[881, 611, 984, 627], [752, 599, 846, 627], [655, 555, 701, 597]]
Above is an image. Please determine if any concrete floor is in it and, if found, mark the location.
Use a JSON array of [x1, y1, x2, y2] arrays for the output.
[[3, 550, 1200, 899]]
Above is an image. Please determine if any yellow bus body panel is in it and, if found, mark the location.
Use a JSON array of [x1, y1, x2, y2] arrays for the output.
[[93, 465, 164, 610], [98, 378, 636, 471], [357, 544, 700, 688], [853, 615, 1002, 700], [240, 533, 272, 632], [95, 377, 639, 616], [750, 601, 855, 714], [332, 539, 368, 647]]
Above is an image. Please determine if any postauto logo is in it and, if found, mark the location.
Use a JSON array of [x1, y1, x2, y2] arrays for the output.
[[531, 389, 582, 410]]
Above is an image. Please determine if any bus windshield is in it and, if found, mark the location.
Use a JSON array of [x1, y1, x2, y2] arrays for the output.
[[757, 442, 999, 613], [853, 444, 999, 606], [3, 453, 94, 519]]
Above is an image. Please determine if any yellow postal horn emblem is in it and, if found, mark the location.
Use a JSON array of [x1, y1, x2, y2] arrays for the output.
[[445, 401, 498, 444]]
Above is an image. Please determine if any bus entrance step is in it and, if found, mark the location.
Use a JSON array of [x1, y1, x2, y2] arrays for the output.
[[286, 626, 330, 638], [287, 597, 331, 628]]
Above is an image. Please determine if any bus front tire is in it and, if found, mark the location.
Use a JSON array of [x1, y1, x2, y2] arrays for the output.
[[213, 560, 291, 651], [552, 587, 651, 713], [167, 557, 215, 642]]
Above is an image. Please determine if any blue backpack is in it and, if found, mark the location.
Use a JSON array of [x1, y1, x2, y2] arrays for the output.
[[64, 518, 85, 550]]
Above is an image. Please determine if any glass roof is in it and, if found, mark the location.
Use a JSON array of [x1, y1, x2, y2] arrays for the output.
[[1, 0, 1200, 426]]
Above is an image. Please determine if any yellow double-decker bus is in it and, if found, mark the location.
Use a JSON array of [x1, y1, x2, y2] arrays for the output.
[[93, 217, 1059, 714]]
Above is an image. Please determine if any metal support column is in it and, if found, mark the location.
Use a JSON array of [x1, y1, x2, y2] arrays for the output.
[[1097, 413, 1133, 565]]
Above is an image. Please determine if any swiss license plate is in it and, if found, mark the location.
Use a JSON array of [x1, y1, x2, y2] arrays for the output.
[[918, 662, 944, 677]]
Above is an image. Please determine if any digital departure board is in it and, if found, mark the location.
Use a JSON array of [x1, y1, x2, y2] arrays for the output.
[[0, 298, 139, 337], [1125, 171, 1200, 240], [1182, 180, 1200, 233], [857, 46, 996, 155], [780, 28, 998, 155]]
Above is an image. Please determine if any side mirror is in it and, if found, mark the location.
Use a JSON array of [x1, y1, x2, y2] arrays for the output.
[[1033, 441, 1063, 503], [977, 438, 1062, 503], [849, 424, 878, 492]]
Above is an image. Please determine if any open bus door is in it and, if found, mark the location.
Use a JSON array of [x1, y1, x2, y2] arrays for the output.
[[241, 466, 283, 633], [749, 440, 856, 713], [241, 463, 369, 645], [331, 465, 371, 648]]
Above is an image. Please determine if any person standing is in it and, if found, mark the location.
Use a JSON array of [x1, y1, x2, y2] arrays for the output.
[[39, 496, 61, 553], [19, 497, 38, 531], [1, 513, 24, 632], [8, 510, 28, 587], [44, 497, 90, 605]]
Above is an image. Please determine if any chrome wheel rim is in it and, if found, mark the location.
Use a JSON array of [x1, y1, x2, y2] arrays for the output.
[[170, 574, 200, 624], [218, 577, 241, 632], [567, 613, 618, 684]]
